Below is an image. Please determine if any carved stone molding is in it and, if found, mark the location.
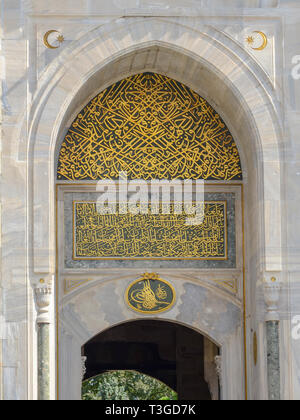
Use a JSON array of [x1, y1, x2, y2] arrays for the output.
[[215, 355, 222, 381], [263, 274, 282, 322], [81, 356, 87, 381], [35, 287, 52, 324]]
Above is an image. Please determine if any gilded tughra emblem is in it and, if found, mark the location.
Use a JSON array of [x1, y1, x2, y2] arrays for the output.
[[126, 273, 176, 314]]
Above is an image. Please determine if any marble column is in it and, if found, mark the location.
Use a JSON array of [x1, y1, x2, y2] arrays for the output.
[[35, 286, 52, 400], [263, 276, 282, 400]]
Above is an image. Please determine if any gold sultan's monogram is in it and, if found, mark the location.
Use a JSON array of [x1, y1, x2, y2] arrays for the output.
[[126, 273, 175, 314], [57, 73, 242, 181], [130, 280, 170, 311], [73, 202, 227, 260]]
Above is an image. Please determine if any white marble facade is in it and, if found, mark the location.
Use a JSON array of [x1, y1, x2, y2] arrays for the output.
[[0, 0, 300, 400]]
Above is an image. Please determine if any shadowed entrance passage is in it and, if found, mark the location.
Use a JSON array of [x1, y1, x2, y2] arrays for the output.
[[82, 320, 220, 400]]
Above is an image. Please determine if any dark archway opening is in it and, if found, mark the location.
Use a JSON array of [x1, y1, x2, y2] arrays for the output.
[[82, 320, 220, 400]]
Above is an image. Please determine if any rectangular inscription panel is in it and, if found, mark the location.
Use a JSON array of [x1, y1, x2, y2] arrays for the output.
[[73, 202, 227, 260]]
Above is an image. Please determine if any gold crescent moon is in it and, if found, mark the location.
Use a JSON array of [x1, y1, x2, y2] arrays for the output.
[[43, 30, 60, 49], [252, 31, 268, 51]]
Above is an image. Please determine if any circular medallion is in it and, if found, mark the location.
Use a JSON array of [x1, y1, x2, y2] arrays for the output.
[[126, 273, 176, 314]]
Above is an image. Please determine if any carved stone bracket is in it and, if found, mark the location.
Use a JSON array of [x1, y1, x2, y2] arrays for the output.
[[35, 286, 52, 324], [263, 274, 282, 322]]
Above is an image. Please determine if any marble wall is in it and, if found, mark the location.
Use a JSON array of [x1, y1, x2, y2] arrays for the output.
[[0, 0, 299, 400]]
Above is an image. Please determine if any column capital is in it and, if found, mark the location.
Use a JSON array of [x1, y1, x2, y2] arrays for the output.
[[263, 273, 282, 322], [35, 286, 52, 324]]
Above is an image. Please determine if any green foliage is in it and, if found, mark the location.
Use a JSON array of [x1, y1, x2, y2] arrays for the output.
[[82, 370, 178, 401]]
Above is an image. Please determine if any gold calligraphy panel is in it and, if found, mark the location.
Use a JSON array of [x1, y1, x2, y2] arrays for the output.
[[58, 73, 242, 181], [73, 202, 227, 260]]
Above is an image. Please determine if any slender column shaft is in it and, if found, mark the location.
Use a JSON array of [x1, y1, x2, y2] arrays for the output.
[[38, 323, 50, 400], [266, 321, 280, 400], [35, 286, 52, 400], [263, 276, 281, 401]]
